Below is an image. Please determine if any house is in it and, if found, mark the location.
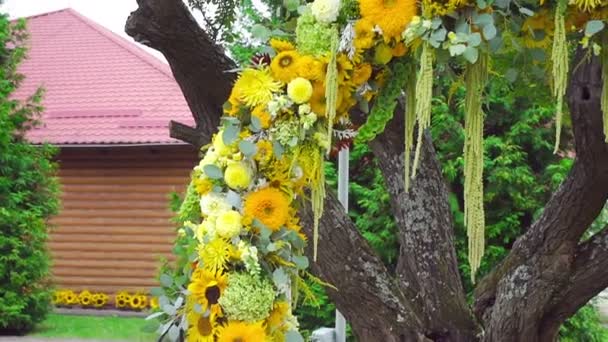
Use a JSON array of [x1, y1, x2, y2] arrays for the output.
[[13, 8, 198, 298]]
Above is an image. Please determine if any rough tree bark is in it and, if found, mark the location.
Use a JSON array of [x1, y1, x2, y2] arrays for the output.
[[126, 1, 608, 341]]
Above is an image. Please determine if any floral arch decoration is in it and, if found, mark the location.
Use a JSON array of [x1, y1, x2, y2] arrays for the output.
[[154, 0, 608, 340]]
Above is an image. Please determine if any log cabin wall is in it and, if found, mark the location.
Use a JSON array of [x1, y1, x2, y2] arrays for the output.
[[49, 145, 198, 297]]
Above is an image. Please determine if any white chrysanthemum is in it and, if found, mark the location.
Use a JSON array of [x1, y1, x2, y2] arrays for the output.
[[199, 193, 231, 217], [311, 0, 341, 24]]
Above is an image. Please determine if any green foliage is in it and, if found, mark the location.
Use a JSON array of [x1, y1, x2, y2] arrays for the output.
[[559, 304, 608, 342], [0, 16, 59, 334]]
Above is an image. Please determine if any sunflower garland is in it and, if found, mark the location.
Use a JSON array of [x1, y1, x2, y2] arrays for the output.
[[155, 0, 607, 340]]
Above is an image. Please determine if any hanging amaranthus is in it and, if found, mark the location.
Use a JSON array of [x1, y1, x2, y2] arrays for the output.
[[412, 42, 434, 179], [602, 33, 608, 142], [551, 1, 569, 153], [310, 147, 326, 261], [464, 53, 488, 283], [325, 31, 339, 154], [404, 65, 417, 192]]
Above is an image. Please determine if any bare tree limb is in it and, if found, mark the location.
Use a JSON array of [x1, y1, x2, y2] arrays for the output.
[[370, 109, 479, 340], [125, 0, 236, 146], [474, 50, 608, 341]]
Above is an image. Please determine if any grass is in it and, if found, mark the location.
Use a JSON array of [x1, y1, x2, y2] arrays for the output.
[[32, 313, 156, 341]]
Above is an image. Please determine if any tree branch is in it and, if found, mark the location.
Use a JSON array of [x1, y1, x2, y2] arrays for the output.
[[125, 0, 236, 147], [474, 50, 608, 341], [370, 109, 479, 340], [300, 191, 425, 341]]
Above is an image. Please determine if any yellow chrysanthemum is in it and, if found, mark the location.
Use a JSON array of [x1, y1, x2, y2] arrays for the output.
[[187, 299, 218, 342], [420, 0, 469, 17], [194, 177, 213, 195], [359, 0, 417, 41], [223, 88, 242, 117], [266, 301, 290, 331], [233, 68, 282, 107], [354, 19, 375, 50], [198, 239, 234, 273], [255, 140, 274, 165], [521, 10, 554, 49], [287, 77, 314, 104], [224, 162, 252, 190], [309, 81, 343, 117], [252, 106, 272, 129], [270, 50, 301, 83], [216, 210, 243, 239], [352, 63, 372, 86], [216, 321, 267, 342], [571, 0, 603, 11], [187, 269, 228, 319], [297, 56, 325, 81], [244, 187, 290, 231], [270, 38, 295, 52]]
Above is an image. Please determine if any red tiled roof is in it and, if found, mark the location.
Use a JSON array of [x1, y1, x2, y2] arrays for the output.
[[14, 8, 195, 145]]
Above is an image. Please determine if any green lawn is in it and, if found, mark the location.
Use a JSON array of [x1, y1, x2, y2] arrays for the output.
[[32, 314, 156, 341]]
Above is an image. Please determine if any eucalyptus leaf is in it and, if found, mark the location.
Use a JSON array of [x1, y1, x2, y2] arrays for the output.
[[162, 303, 176, 316], [585, 20, 605, 37], [283, 0, 299, 11], [267, 242, 278, 252], [505, 68, 518, 83], [150, 287, 164, 297], [168, 325, 180, 341], [160, 273, 173, 287], [203, 164, 223, 179], [431, 17, 442, 30], [468, 32, 482, 47], [158, 295, 170, 309], [272, 140, 284, 159], [222, 124, 240, 145], [489, 36, 503, 52], [226, 190, 242, 208], [239, 140, 257, 157], [250, 116, 262, 132], [145, 311, 164, 321], [474, 13, 493, 27], [449, 44, 466, 56], [519, 7, 534, 16], [463, 46, 479, 64], [292, 255, 309, 269], [482, 24, 497, 41], [286, 330, 305, 342], [430, 28, 447, 43], [477, 0, 487, 9], [251, 24, 271, 41], [174, 296, 184, 309], [273, 268, 289, 289]]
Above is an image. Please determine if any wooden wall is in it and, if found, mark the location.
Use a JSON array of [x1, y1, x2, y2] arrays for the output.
[[49, 145, 198, 296]]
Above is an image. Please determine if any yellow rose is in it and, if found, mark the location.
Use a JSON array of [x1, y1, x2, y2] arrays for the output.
[[287, 77, 313, 104], [224, 162, 252, 190], [216, 210, 243, 239]]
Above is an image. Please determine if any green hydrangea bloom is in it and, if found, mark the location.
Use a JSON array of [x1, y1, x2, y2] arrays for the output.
[[295, 11, 336, 57], [218, 272, 276, 322]]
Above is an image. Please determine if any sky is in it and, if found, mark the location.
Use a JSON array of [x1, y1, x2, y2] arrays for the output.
[[0, 0, 173, 61]]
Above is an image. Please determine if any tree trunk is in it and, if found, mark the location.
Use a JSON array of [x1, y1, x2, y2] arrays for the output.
[[126, 2, 608, 341]]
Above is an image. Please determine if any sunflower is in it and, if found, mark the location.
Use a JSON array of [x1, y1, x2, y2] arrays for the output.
[[571, 0, 603, 11], [297, 56, 325, 81], [270, 50, 301, 83], [255, 140, 274, 165], [266, 301, 290, 331], [309, 81, 343, 117], [92, 293, 109, 308], [270, 38, 295, 52], [243, 187, 290, 231], [78, 290, 93, 306], [521, 10, 554, 49], [359, 0, 417, 41], [187, 308, 217, 342], [115, 291, 130, 308], [252, 105, 272, 129], [354, 19, 375, 50], [188, 269, 228, 319], [198, 238, 234, 273], [233, 68, 282, 107], [216, 321, 267, 342], [352, 63, 372, 86]]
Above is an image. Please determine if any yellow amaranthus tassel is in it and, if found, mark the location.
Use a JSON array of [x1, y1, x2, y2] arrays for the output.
[[325, 32, 339, 155], [602, 33, 608, 142], [552, 3, 569, 153], [310, 148, 325, 261], [404, 65, 417, 192], [412, 42, 434, 179], [464, 53, 488, 283]]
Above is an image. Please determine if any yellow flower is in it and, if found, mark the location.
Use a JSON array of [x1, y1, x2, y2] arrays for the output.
[[224, 162, 252, 190], [270, 38, 295, 52], [287, 77, 313, 104], [92, 293, 109, 308], [150, 296, 159, 309], [421, 0, 469, 17], [233, 68, 282, 107], [359, 0, 417, 41], [187, 301, 217, 342], [352, 63, 372, 86], [392, 42, 407, 57], [354, 19, 375, 50], [271, 50, 301, 83], [198, 238, 234, 273], [187, 269, 228, 320], [335, 54, 354, 83], [115, 291, 130, 308], [571, 0, 603, 11], [216, 210, 243, 239], [78, 290, 93, 306], [223, 88, 242, 117], [194, 178, 213, 195], [213, 131, 236, 156], [266, 301, 290, 331], [309, 81, 343, 117], [252, 105, 272, 129], [244, 187, 290, 231], [297, 56, 325, 81], [255, 140, 274, 165], [216, 321, 267, 342]]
